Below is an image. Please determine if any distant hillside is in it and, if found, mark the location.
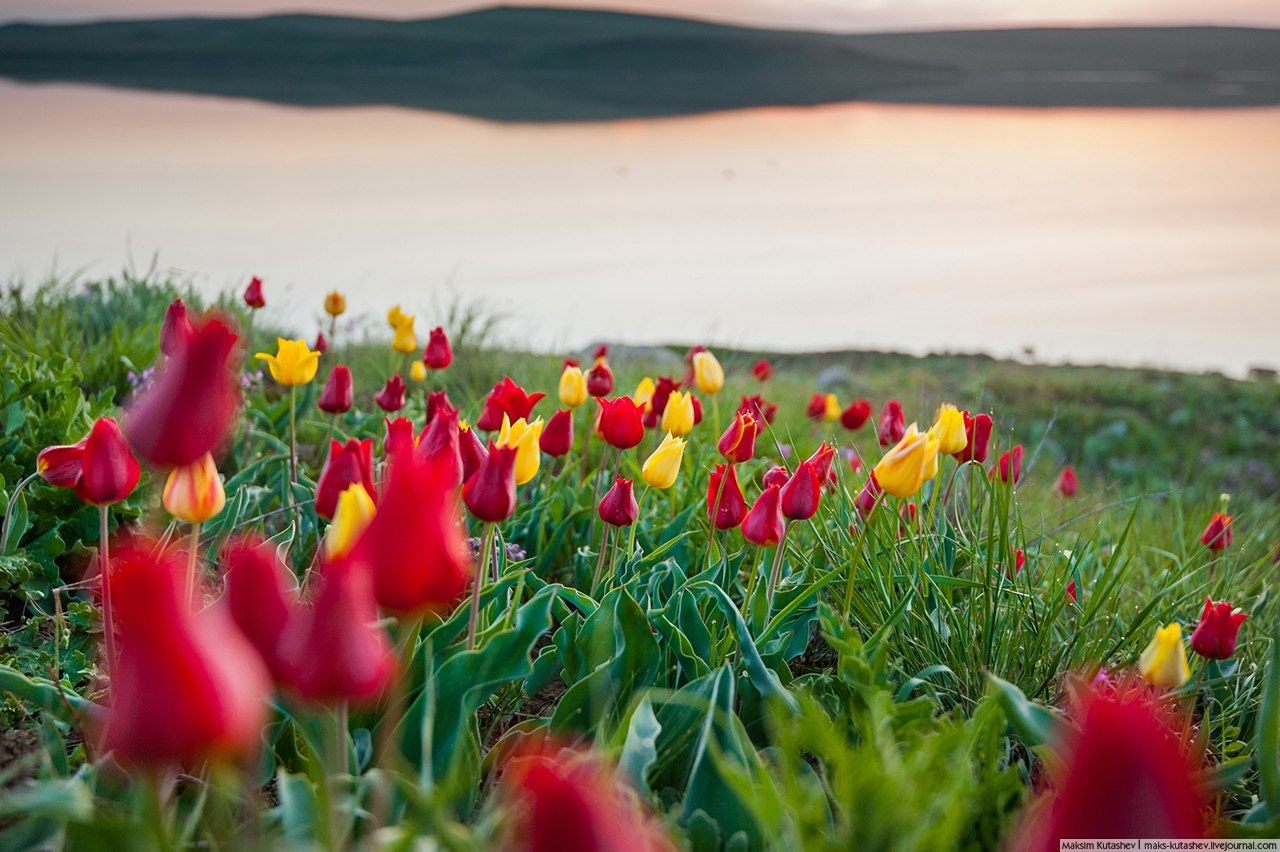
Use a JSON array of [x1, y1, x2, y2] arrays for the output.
[[0, 8, 1277, 120]]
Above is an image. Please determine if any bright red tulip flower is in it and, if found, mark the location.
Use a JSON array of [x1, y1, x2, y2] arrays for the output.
[[762, 464, 789, 491], [1201, 513, 1233, 550], [996, 444, 1025, 484], [804, 393, 826, 421], [424, 326, 453, 370], [463, 442, 518, 523], [417, 403, 463, 489], [742, 484, 785, 546], [597, 397, 646, 450], [459, 424, 488, 483], [780, 459, 821, 521], [425, 389, 454, 424], [75, 417, 141, 506], [853, 472, 882, 519], [1066, 580, 1079, 605], [878, 400, 906, 447], [384, 417, 417, 460], [36, 436, 87, 487], [953, 411, 993, 464], [650, 377, 680, 417], [125, 313, 240, 468], [598, 476, 639, 527], [375, 374, 407, 413], [1055, 465, 1078, 497], [840, 399, 873, 431], [222, 535, 297, 684], [242, 276, 265, 309], [541, 409, 574, 458], [807, 443, 837, 484], [317, 365, 353, 414], [1010, 547, 1027, 577], [690, 395, 704, 425], [1190, 598, 1248, 660], [312, 330, 328, 354], [477, 377, 545, 431], [586, 360, 614, 397], [159, 298, 195, 356], [752, 358, 772, 382], [738, 394, 777, 426], [315, 438, 375, 520], [717, 412, 758, 463], [707, 463, 747, 530]]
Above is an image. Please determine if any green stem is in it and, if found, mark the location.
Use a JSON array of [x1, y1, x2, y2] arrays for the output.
[[467, 524, 495, 650], [184, 521, 202, 608], [0, 471, 39, 555], [765, 523, 789, 609], [591, 524, 613, 597]]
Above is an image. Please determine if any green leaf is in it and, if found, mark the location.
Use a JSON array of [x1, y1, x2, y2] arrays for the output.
[[986, 672, 1071, 751]]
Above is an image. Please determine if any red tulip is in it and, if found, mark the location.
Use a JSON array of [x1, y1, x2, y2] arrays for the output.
[[1055, 465, 1078, 497], [384, 417, 417, 460], [1010, 547, 1026, 577], [761, 464, 789, 491], [650, 377, 680, 416], [996, 444, 1025, 484], [222, 535, 297, 684], [586, 360, 614, 397], [1201, 513, 1233, 551], [312, 330, 328, 354], [375, 374, 407, 413], [953, 411, 993, 464], [540, 410, 574, 458], [840, 399, 872, 431], [159, 298, 194, 356], [242, 276, 265, 309], [738, 394, 777, 426], [804, 393, 826, 421], [425, 389, 454, 424], [103, 538, 270, 768], [717, 412, 757, 463], [463, 442, 518, 523], [690, 395, 704, 425], [742, 484, 784, 546], [598, 476, 639, 527], [780, 460, 821, 521], [853, 472, 882, 519], [459, 424, 488, 483], [592, 344, 609, 360], [315, 438, 376, 520], [707, 463, 747, 530], [1066, 580, 1079, 605], [597, 397, 646, 450], [418, 404, 463, 490], [877, 400, 905, 447], [751, 358, 772, 382], [1190, 598, 1248, 660], [562, 357, 581, 370], [477, 377, 545, 431], [124, 313, 240, 468], [36, 437, 87, 488], [807, 443, 837, 484], [75, 417, 141, 506], [897, 501, 917, 537], [424, 326, 453, 370], [317, 365, 353, 414]]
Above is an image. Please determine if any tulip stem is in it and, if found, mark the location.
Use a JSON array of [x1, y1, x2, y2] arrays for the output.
[[288, 384, 299, 534], [184, 522, 202, 608], [591, 524, 612, 598], [98, 505, 117, 667], [766, 523, 789, 609], [467, 523, 495, 651], [335, 700, 349, 776], [0, 471, 39, 555]]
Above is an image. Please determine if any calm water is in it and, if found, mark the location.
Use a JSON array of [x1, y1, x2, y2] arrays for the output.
[[1, 81, 1277, 374]]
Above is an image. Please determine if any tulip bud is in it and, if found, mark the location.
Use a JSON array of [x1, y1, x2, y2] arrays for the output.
[[762, 464, 789, 491], [540, 410, 574, 458], [390, 311, 417, 354], [463, 442, 518, 523], [1008, 547, 1026, 577], [928, 404, 967, 456], [1200, 513, 1233, 551], [384, 417, 417, 459], [633, 377, 656, 412], [707, 463, 747, 530], [1055, 466, 1079, 497], [325, 483, 376, 561], [840, 398, 872, 431], [424, 326, 453, 370], [75, 417, 141, 507], [160, 298, 194, 356], [243, 275, 265, 309], [323, 290, 346, 317], [459, 423, 488, 483], [597, 397, 646, 450], [317, 365, 354, 414], [375, 374, 407, 412], [313, 331, 328, 354], [742, 484, 784, 547], [752, 358, 772, 382], [1066, 580, 1079, 605], [780, 460, 821, 521], [418, 404, 463, 489], [995, 445, 1024, 484], [162, 452, 225, 523], [691, 395, 704, 426], [36, 437, 87, 488], [660, 391, 695, 437], [853, 472, 882, 518], [559, 365, 588, 408], [1138, 623, 1191, 689], [717, 412, 757, 463], [692, 350, 724, 395], [823, 393, 840, 422], [496, 414, 544, 486], [598, 476, 639, 527], [873, 424, 939, 499], [739, 394, 777, 426], [255, 338, 320, 387], [641, 433, 685, 490], [222, 535, 297, 684], [650, 377, 680, 416], [953, 411, 993, 464], [315, 438, 376, 520], [805, 393, 826, 422], [410, 360, 427, 383], [878, 400, 906, 447], [586, 360, 614, 397], [1190, 598, 1248, 660], [425, 389, 454, 424], [479, 377, 545, 431], [807, 443, 837, 484]]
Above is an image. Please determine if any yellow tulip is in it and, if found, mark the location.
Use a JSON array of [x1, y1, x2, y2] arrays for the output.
[[255, 338, 320, 386], [823, 393, 840, 421], [325, 482, 375, 560], [497, 414, 544, 485], [661, 391, 696, 437], [324, 290, 346, 317], [559, 365, 588, 408], [634, 377, 656, 411], [642, 432, 686, 489], [692, 350, 724, 395], [162, 453, 225, 523], [410, 361, 427, 383], [928, 404, 968, 456], [391, 313, 417, 354], [872, 423, 940, 498], [1138, 623, 1191, 688], [386, 305, 406, 328]]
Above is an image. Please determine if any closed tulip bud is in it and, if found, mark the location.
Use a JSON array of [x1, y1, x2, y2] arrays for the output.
[[762, 464, 790, 491], [409, 360, 427, 382], [162, 452, 225, 523], [255, 338, 320, 387], [559, 365, 588, 408], [1009, 547, 1026, 577], [928, 404, 967, 456], [780, 460, 822, 521], [1055, 466, 1079, 497], [634, 377, 656, 411], [660, 391, 696, 437], [313, 331, 329, 354], [497, 414, 544, 485], [598, 476, 639, 527], [823, 393, 840, 421], [1200, 513, 1233, 550], [125, 313, 241, 467], [323, 290, 346, 317], [805, 393, 826, 421], [840, 398, 872, 431], [954, 411, 993, 464], [160, 298, 194, 356], [73, 417, 141, 506], [854, 472, 882, 518], [691, 395, 704, 425], [37, 436, 87, 488], [1138, 623, 1191, 689], [897, 501, 917, 537], [459, 422, 488, 483], [384, 416, 417, 459], [995, 444, 1025, 484], [752, 358, 772, 382], [707, 463, 747, 530], [739, 394, 777, 426], [807, 442, 837, 484], [692, 350, 724, 395], [387, 305, 407, 328], [418, 404, 463, 489], [243, 275, 265, 309], [717, 412, 758, 463], [424, 326, 453, 370], [873, 424, 939, 499], [315, 438, 375, 520], [325, 483, 376, 561], [597, 397, 646, 450], [425, 389, 454, 423], [642, 433, 685, 490], [390, 311, 417, 354], [222, 535, 297, 684], [878, 400, 906, 447], [463, 442, 518, 522], [742, 484, 784, 547], [650, 377, 680, 415], [479, 377, 546, 431], [540, 409, 574, 458], [1066, 580, 1079, 605], [587, 360, 614, 397], [375, 374, 408, 412], [317, 365, 353, 414], [1190, 598, 1248, 660]]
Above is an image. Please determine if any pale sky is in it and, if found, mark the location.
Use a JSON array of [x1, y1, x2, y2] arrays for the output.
[[1, 0, 1278, 31]]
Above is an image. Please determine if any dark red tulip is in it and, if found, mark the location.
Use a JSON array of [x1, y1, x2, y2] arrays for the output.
[[752, 358, 772, 382], [424, 326, 453, 370], [103, 538, 270, 768], [897, 501, 917, 537], [312, 330, 328, 354], [1190, 598, 1248, 660], [807, 443, 837, 484], [954, 412, 993, 464], [124, 313, 240, 468], [691, 395, 704, 426], [597, 397, 646, 450], [853, 472, 882, 519], [242, 276, 265, 309], [1055, 466, 1078, 497], [75, 417, 141, 506], [996, 444, 1025, 484], [540, 409, 574, 458], [375, 374, 407, 413], [738, 394, 777, 426], [1201, 513, 1233, 551], [36, 436, 88, 488], [222, 534, 297, 684], [159, 298, 195, 356], [717, 412, 757, 463], [417, 403, 463, 489], [804, 393, 826, 421], [742, 484, 784, 546], [707, 463, 747, 531], [459, 424, 488, 483], [463, 442, 518, 523], [780, 460, 821, 521], [840, 399, 872, 431], [317, 365, 353, 414], [384, 417, 417, 460], [1066, 580, 1079, 605], [562, 357, 580, 370], [878, 400, 906, 447], [586, 360, 614, 398], [650, 377, 680, 416], [315, 438, 376, 520], [762, 464, 789, 491], [592, 344, 609, 360], [477, 377, 546, 431], [425, 389, 454, 424], [598, 476, 639, 527]]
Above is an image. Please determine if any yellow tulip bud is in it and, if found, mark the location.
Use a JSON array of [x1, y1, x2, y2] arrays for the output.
[[497, 414, 544, 486], [642, 432, 686, 490], [928, 404, 968, 456], [823, 393, 840, 421], [692, 350, 724, 395], [634, 377, 656, 411], [387, 305, 406, 328], [391, 313, 417, 354], [326, 482, 375, 560], [872, 423, 940, 499], [661, 391, 696, 437], [410, 361, 427, 383], [324, 290, 346, 317], [162, 452, 225, 523], [1138, 623, 1191, 689], [255, 338, 320, 386], [559, 365, 588, 408]]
